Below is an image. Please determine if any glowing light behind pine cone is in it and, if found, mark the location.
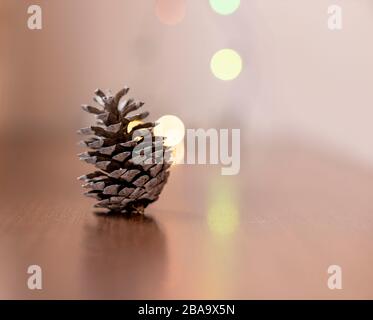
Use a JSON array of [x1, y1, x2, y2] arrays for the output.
[[154, 115, 185, 147], [127, 120, 143, 133], [170, 140, 185, 165]]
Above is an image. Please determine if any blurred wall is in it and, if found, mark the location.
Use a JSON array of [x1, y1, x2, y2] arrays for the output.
[[1, 0, 373, 164]]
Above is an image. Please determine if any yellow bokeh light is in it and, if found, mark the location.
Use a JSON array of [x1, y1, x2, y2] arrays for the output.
[[210, 49, 242, 81], [127, 120, 143, 133], [207, 178, 239, 236], [154, 115, 185, 147]]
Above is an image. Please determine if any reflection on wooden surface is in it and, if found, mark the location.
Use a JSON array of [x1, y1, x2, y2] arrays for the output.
[[0, 138, 373, 299], [83, 213, 166, 299]]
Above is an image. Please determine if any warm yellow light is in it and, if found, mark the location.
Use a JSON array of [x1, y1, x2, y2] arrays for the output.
[[207, 178, 239, 236], [210, 49, 242, 81], [127, 120, 143, 133], [154, 115, 185, 147], [169, 140, 184, 165]]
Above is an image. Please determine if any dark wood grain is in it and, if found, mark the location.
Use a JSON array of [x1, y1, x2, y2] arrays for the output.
[[0, 138, 372, 299]]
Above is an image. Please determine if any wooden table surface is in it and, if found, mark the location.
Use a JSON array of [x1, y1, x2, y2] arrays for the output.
[[0, 137, 372, 299]]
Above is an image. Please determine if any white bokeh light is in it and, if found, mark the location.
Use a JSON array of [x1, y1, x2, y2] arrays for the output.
[[154, 115, 185, 147]]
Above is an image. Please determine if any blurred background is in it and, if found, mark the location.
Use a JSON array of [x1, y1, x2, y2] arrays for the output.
[[0, 0, 373, 299], [1, 0, 373, 159]]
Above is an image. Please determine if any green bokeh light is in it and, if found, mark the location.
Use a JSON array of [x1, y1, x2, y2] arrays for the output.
[[209, 0, 240, 15]]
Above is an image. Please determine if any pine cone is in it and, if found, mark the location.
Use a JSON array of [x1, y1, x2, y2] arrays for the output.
[[77, 87, 171, 214]]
